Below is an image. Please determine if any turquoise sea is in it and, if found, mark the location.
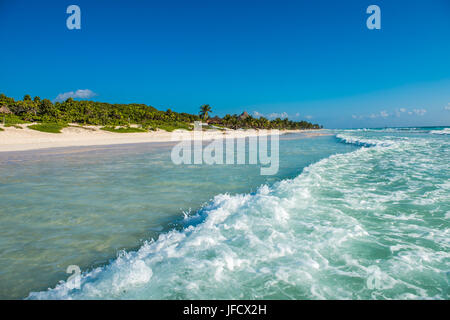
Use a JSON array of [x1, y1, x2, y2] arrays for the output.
[[0, 128, 448, 299]]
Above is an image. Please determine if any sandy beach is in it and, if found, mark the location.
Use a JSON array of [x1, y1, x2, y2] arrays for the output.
[[0, 124, 327, 152]]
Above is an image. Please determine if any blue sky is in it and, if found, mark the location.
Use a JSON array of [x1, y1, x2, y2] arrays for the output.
[[0, 0, 449, 128]]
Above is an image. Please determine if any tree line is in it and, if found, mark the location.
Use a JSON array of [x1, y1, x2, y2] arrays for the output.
[[0, 94, 322, 130]]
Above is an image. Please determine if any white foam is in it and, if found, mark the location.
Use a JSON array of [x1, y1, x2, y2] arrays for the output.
[[430, 128, 450, 135], [28, 130, 450, 300]]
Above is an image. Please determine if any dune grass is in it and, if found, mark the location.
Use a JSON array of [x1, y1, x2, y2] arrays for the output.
[[148, 121, 193, 132], [100, 126, 147, 133], [1, 115, 29, 126], [4, 124, 22, 129], [28, 123, 67, 133], [68, 125, 96, 131]]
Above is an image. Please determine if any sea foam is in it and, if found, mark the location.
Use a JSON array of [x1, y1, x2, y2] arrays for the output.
[[28, 129, 450, 300]]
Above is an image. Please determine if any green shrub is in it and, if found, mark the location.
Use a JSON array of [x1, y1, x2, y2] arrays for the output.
[[4, 124, 22, 129], [100, 126, 147, 133], [28, 123, 67, 133], [2, 114, 29, 125], [146, 121, 193, 132], [68, 125, 96, 131]]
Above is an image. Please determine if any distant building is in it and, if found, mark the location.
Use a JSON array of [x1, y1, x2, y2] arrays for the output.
[[0, 105, 12, 114], [239, 111, 249, 120], [207, 116, 222, 124]]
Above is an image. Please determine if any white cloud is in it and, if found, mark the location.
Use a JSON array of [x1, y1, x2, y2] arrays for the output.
[[54, 89, 97, 102], [444, 103, 450, 111], [268, 112, 289, 119], [253, 111, 307, 120], [395, 108, 407, 117], [252, 111, 265, 117], [412, 108, 427, 116], [367, 111, 389, 119], [354, 108, 427, 120]]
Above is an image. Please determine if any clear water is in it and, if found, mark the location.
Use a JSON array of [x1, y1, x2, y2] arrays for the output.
[[0, 133, 357, 299], [1, 128, 449, 299]]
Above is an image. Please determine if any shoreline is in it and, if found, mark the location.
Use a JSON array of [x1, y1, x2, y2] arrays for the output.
[[0, 124, 328, 153]]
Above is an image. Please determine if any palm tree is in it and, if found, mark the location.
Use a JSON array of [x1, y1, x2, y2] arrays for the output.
[[199, 104, 212, 121]]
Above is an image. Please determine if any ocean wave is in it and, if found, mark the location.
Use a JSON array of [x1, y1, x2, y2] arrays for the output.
[[335, 133, 394, 147], [430, 128, 450, 135], [346, 128, 427, 133], [28, 131, 450, 300], [345, 127, 449, 134]]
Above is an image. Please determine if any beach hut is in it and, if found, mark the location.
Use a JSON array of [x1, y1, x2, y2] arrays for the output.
[[239, 111, 249, 120], [0, 105, 12, 114], [207, 116, 222, 125], [0, 105, 12, 125]]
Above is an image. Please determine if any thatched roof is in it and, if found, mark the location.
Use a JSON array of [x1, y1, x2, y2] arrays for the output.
[[239, 111, 249, 120], [207, 116, 222, 124], [0, 105, 12, 114]]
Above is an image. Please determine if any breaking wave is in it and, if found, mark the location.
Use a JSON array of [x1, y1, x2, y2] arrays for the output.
[[28, 130, 450, 300], [430, 128, 450, 135]]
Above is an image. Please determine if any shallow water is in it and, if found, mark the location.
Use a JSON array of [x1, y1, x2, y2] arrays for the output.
[[0, 132, 359, 299], [2, 128, 449, 299]]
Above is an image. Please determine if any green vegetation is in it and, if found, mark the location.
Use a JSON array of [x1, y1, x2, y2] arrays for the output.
[[28, 123, 67, 133], [2, 114, 29, 125], [146, 121, 193, 132], [4, 124, 22, 129], [0, 127, 3, 131], [0, 93, 322, 132], [212, 113, 322, 130], [101, 126, 147, 133], [68, 125, 96, 131], [199, 104, 212, 121]]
